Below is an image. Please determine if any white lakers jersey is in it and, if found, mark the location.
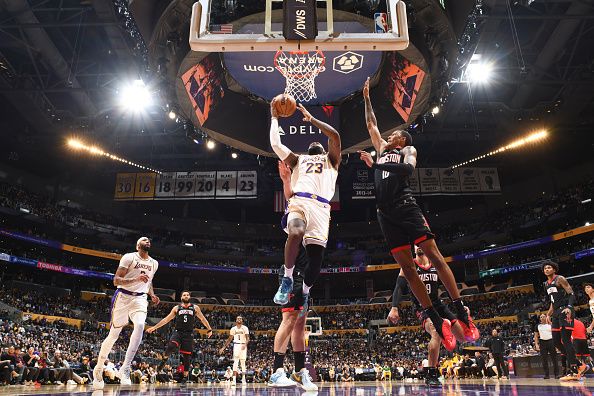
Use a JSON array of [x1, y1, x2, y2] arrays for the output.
[[291, 154, 338, 201], [589, 298, 594, 318], [230, 325, 249, 344], [118, 252, 159, 294]]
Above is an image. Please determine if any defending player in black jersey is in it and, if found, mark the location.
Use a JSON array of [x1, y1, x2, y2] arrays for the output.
[[360, 78, 478, 352], [146, 291, 213, 382], [268, 160, 317, 391], [391, 247, 468, 386], [542, 261, 587, 381]]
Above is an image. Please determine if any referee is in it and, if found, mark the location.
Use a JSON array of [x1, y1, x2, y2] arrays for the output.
[[534, 314, 558, 379]]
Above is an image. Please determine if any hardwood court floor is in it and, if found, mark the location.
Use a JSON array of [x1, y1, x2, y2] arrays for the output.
[[1, 378, 593, 396]]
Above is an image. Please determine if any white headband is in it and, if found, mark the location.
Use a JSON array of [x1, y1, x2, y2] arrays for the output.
[[136, 237, 149, 249]]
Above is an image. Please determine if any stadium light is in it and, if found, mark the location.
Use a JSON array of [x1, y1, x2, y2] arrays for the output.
[[168, 110, 177, 120], [431, 106, 440, 115], [231, 152, 238, 159], [119, 79, 152, 111], [67, 138, 161, 174], [370, 150, 376, 157], [206, 140, 216, 150], [452, 130, 548, 169], [465, 62, 493, 83]]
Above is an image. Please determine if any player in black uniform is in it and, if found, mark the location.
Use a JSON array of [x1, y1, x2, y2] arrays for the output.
[[268, 161, 318, 391], [391, 247, 468, 386], [542, 261, 587, 381], [360, 78, 478, 352], [146, 291, 213, 382]]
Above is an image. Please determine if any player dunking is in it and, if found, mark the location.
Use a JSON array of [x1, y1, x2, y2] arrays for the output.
[[390, 246, 468, 386], [219, 316, 250, 385], [360, 78, 478, 351], [93, 237, 160, 390], [146, 291, 213, 383], [268, 160, 317, 391], [542, 261, 587, 381], [269, 100, 341, 310]]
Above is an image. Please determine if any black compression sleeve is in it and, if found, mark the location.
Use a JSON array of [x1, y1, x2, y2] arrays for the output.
[[392, 276, 408, 308], [568, 293, 576, 307]]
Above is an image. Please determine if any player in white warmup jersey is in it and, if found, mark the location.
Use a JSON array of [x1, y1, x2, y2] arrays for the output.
[[92, 237, 160, 390], [269, 101, 341, 311], [219, 316, 250, 385]]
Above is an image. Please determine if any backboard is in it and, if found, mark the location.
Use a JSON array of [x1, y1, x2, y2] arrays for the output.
[[189, 0, 409, 52]]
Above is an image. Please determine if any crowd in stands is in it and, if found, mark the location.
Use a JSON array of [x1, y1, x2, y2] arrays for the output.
[[0, 284, 559, 332], [0, 300, 550, 387], [0, 176, 592, 386], [1, 274, 594, 387], [0, 179, 591, 271]]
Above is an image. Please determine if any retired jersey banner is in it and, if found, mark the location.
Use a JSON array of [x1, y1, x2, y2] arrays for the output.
[[409, 168, 420, 194], [459, 167, 482, 192], [115, 171, 257, 201], [352, 168, 375, 200], [478, 168, 501, 192], [419, 168, 440, 194], [350, 167, 500, 199], [439, 168, 461, 193]]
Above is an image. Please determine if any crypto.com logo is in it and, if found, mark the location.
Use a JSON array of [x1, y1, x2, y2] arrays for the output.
[[332, 52, 364, 74]]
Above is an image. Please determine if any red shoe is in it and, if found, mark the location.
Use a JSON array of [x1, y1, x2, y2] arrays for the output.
[[438, 319, 456, 352], [459, 314, 480, 342]]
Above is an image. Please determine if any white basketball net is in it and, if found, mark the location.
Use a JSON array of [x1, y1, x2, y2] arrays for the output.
[[274, 51, 325, 103]]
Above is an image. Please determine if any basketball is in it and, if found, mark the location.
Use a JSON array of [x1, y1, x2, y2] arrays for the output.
[[272, 93, 297, 117]]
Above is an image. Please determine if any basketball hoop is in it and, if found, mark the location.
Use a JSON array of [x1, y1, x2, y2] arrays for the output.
[[274, 50, 325, 103]]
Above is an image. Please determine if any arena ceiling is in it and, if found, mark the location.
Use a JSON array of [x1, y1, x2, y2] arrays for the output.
[[0, 0, 592, 176]]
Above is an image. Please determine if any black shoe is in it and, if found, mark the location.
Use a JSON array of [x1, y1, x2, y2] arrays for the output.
[[425, 376, 441, 387], [543, 376, 550, 379]]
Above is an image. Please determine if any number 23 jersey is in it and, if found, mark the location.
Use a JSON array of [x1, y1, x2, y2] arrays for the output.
[[291, 154, 337, 201]]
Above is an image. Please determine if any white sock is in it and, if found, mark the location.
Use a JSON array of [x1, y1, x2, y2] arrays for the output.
[[122, 315, 146, 369], [284, 265, 294, 278], [97, 326, 122, 369], [302, 284, 312, 295]]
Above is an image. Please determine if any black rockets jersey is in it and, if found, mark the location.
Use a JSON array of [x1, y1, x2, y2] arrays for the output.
[[175, 304, 196, 333], [412, 261, 440, 308], [374, 147, 413, 206], [544, 275, 569, 310]]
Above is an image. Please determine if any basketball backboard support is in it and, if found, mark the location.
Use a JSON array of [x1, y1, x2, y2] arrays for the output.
[[189, 0, 409, 52], [305, 316, 322, 336]]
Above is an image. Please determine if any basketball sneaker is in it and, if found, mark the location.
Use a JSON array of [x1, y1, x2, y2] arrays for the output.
[[268, 368, 297, 387], [292, 368, 318, 391], [560, 371, 579, 382], [118, 365, 132, 385], [457, 314, 480, 342], [576, 363, 589, 380], [92, 366, 104, 390], [424, 367, 441, 387], [273, 276, 293, 305], [435, 318, 456, 352]]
